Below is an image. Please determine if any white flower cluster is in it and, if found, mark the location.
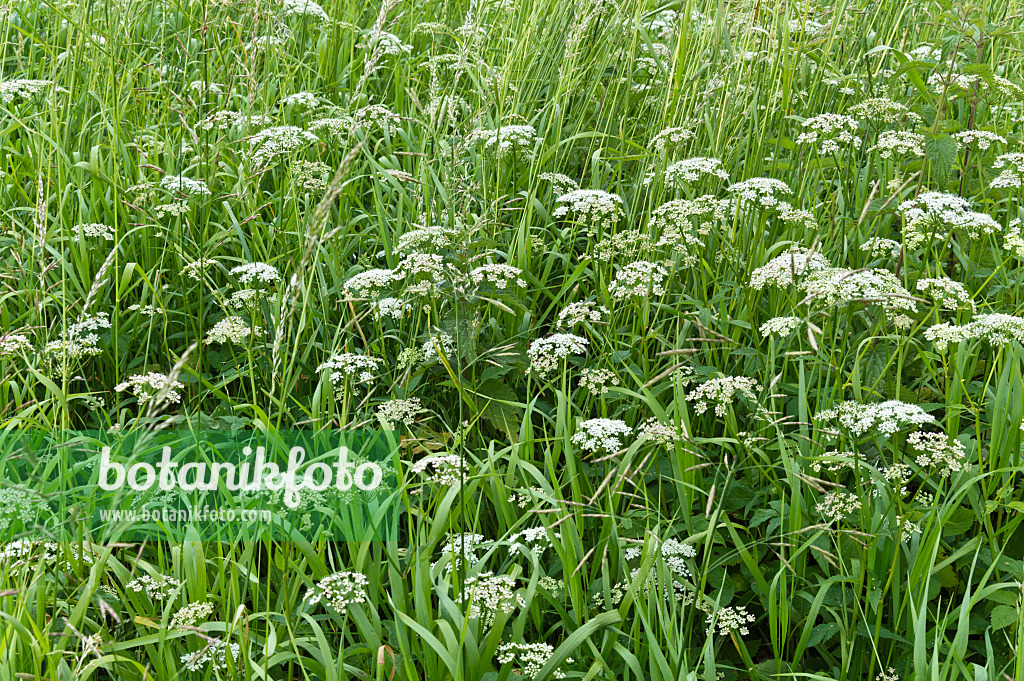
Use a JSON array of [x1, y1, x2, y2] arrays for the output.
[[362, 31, 412, 57], [183, 257, 219, 281], [370, 294, 409, 321], [126, 574, 182, 599], [303, 571, 369, 614], [687, 376, 759, 417], [353, 104, 400, 135], [0, 540, 58, 564], [915, 277, 974, 311], [76, 223, 116, 241], [800, 267, 917, 313], [815, 490, 862, 522], [649, 195, 728, 265], [469, 264, 525, 289], [553, 190, 625, 231], [608, 260, 669, 299], [206, 316, 262, 345], [860, 237, 901, 259], [180, 641, 240, 672], [749, 247, 830, 289], [409, 454, 469, 485], [538, 172, 579, 194], [527, 334, 588, 378], [898, 192, 1000, 247], [649, 126, 695, 152], [660, 157, 729, 187], [570, 418, 632, 453], [759, 316, 801, 338], [924, 313, 1024, 351], [308, 116, 354, 144], [557, 301, 608, 328], [376, 398, 423, 429], [421, 332, 456, 362], [704, 604, 756, 637], [908, 431, 969, 477], [871, 130, 925, 159], [170, 601, 215, 629], [462, 572, 525, 627], [160, 175, 211, 197], [292, 160, 332, 193], [578, 367, 618, 395], [593, 229, 651, 262], [796, 114, 861, 154], [467, 125, 541, 161], [0, 79, 53, 103], [955, 130, 1006, 150], [44, 312, 112, 362], [815, 400, 935, 437], [344, 268, 400, 297], [230, 262, 281, 286], [496, 641, 571, 679], [990, 152, 1024, 189], [728, 177, 793, 209], [0, 333, 31, 356], [0, 489, 46, 533], [396, 225, 459, 254], [435, 532, 486, 574], [281, 0, 328, 21], [651, 537, 697, 577], [848, 97, 922, 126], [508, 526, 558, 550], [247, 126, 318, 167], [636, 417, 686, 444], [316, 353, 381, 384], [115, 372, 185, 406]]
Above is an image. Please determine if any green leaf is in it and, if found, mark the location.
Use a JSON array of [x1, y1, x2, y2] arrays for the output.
[[990, 605, 1019, 630], [924, 133, 958, 184], [476, 378, 524, 444], [807, 622, 840, 647]]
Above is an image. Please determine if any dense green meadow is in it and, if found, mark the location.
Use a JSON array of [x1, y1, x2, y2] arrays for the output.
[[1, 0, 1024, 677]]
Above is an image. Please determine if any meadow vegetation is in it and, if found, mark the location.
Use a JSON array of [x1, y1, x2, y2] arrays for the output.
[[0, 0, 1023, 678]]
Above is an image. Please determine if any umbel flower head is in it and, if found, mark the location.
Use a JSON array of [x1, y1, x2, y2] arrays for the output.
[[303, 571, 369, 614], [466, 125, 542, 162], [115, 372, 185, 406], [800, 267, 918, 314], [552, 190, 625, 232], [795, 113, 861, 154], [527, 334, 588, 378], [898, 192, 999, 248], [570, 418, 632, 453], [924, 313, 1024, 351], [749, 246, 830, 290], [316, 353, 382, 384], [815, 400, 935, 437], [686, 376, 759, 417], [608, 260, 669, 299], [206, 316, 262, 345], [658, 157, 729, 188], [728, 177, 793, 209]]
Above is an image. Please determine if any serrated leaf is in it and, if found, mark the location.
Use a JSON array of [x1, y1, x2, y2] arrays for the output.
[[925, 134, 958, 184], [990, 604, 1019, 630], [807, 622, 840, 647], [477, 378, 523, 444]]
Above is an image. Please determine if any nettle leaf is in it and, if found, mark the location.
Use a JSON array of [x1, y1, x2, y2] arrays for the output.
[[990, 605, 1018, 631], [962, 63, 997, 91], [924, 133, 958, 184], [806, 621, 840, 648], [477, 378, 523, 443]]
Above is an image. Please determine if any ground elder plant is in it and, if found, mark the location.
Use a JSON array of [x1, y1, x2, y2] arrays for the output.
[[0, 0, 1022, 679]]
